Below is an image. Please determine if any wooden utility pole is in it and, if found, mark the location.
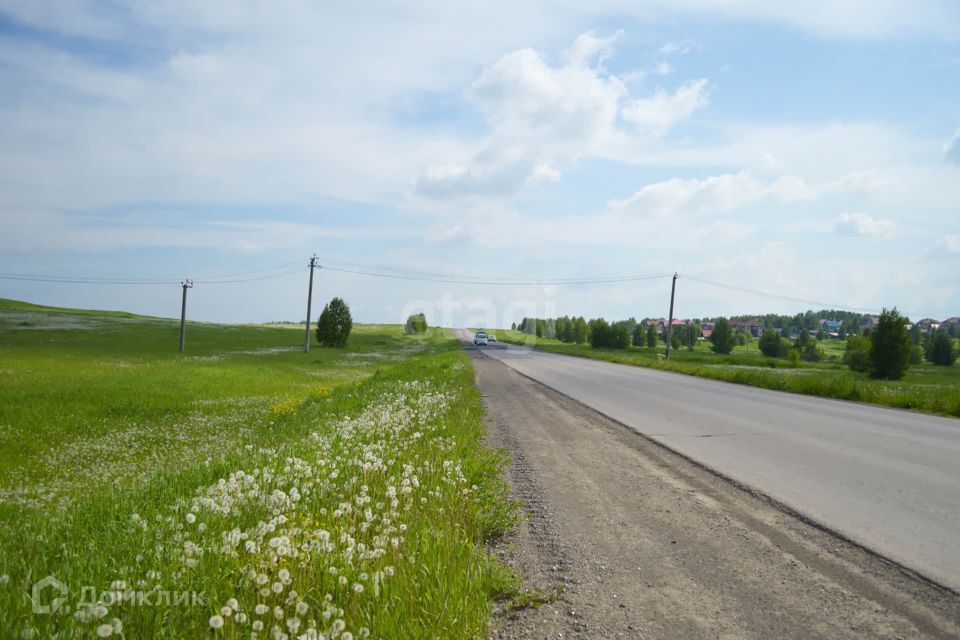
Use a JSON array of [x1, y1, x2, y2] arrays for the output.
[[304, 255, 318, 353], [179, 279, 193, 353], [664, 272, 678, 360]]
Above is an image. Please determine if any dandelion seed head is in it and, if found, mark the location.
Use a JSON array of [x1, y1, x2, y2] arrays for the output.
[[95, 623, 113, 638], [208, 615, 224, 629]]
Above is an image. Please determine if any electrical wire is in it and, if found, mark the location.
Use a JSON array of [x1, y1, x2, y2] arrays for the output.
[[318, 264, 674, 286], [681, 274, 883, 315]]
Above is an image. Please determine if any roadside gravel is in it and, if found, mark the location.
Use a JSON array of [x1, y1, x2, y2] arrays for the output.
[[472, 350, 960, 640]]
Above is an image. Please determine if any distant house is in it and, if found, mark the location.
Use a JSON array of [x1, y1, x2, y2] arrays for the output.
[[916, 318, 941, 334], [942, 317, 960, 329], [700, 321, 715, 339], [818, 319, 843, 338], [860, 315, 880, 331], [730, 318, 763, 338]]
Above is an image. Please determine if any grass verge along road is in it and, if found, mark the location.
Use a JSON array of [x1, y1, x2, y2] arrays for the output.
[[0, 300, 516, 638]]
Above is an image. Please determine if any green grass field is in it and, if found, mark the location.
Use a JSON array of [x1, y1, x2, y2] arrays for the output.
[[0, 300, 517, 638], [492, 329, 960, 418]]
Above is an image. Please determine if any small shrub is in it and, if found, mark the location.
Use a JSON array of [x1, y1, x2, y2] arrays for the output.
[[909, 345, 923, 365], [786, 349, 801, 367], [844, 335, 872, 373], [800, 342, 822, 362], [759, 329, 788, 358]]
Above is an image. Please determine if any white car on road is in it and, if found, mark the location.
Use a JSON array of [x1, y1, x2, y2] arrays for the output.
[[474, 332, 488, 346]]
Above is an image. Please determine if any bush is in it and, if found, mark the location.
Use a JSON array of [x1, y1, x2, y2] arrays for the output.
[[709, 318, 735, 354], [800, 342, 822, 362], [646, 323, 658, 349], [609, 324, 630, 350], [870, 308, 912, 380], [589, 318, 610, 348], [909, 345, 924, 365], [403, 313, 427, 335], [759, 329, 788, 358], [786, 348, 801, 367], [316, 297, 353, 347], [844, 335, 872, 373], [926, 331, 958, 366]]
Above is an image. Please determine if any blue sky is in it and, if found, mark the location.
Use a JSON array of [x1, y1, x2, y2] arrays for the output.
[[1, 1, 958, 326]]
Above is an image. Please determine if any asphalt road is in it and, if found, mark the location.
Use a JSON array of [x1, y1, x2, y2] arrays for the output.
[[457, 331, 960, 592]]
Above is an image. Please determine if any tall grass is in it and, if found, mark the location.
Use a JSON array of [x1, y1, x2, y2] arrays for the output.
[[0, 302, 517, 638]]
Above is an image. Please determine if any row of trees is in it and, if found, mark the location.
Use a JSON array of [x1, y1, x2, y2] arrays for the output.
[[518, 316, 672, 350], [516, 316, 712, 351]]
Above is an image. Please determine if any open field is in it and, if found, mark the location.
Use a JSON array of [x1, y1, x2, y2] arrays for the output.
[[0, 300, 517, 638], [489, 329, 960, 418]]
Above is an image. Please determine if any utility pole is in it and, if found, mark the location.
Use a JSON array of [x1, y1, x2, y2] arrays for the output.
[[664, 272, 678, 360], [179, 279, 193, 353], [304, 255, 318, 353]]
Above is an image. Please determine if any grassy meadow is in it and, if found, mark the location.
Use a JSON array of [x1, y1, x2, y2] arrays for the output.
[[0, 299, 518, 638], [493, 329, 960, 418]]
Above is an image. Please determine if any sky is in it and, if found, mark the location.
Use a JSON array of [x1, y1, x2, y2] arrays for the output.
[[1, 1, 958, 327]]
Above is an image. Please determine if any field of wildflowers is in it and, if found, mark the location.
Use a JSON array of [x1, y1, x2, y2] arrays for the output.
[[0, 300, 517, 638]]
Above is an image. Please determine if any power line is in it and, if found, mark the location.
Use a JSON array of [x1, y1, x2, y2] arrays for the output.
[[317, 255, 673, 285], [319, 263, 674, 286], [682, 275, 883, 315], [0, 264, 303, 286], [0, 273, 180, 285]]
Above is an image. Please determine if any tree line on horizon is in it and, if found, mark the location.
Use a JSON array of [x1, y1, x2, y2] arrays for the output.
[[513, 308, 957, 380]]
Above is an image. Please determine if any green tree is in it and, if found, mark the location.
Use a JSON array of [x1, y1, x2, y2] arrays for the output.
[[869, 308, 912, 379], [709, 318, 735, 354], [573, 317, 588, 344], [631, 323, 646, 348], [511, 322, 517, 331], [646, 323, 658, 349], [316, 297, 353, 347], [759, 329, 788, 358], [403, 313, 427, 335], [844, 335, 872, 372], [609, 323, 630, 349], [589, 318, 610, 348], [909, 323, 923, 345], [926, 331, 958, 366]]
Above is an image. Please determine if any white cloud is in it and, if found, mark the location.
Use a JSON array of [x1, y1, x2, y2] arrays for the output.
[[658, 41, 696, 56], [654, 61, 673, 76], [415, 33, 711, 201], [944, 129, 960, 164], [610, 169, 813, 215], [620, 79, 710, 135], [936, 235, 960, 253], [834, 212, 895, 237]]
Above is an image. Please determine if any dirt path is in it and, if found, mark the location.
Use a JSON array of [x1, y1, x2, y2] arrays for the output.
[[472, 351, 960, 640]]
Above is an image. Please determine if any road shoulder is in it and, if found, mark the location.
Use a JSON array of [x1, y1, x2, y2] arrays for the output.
[[473, 350, 960, 640]]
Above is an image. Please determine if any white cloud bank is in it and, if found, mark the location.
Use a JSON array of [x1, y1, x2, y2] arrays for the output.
[[834, 212, 895, 237]]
